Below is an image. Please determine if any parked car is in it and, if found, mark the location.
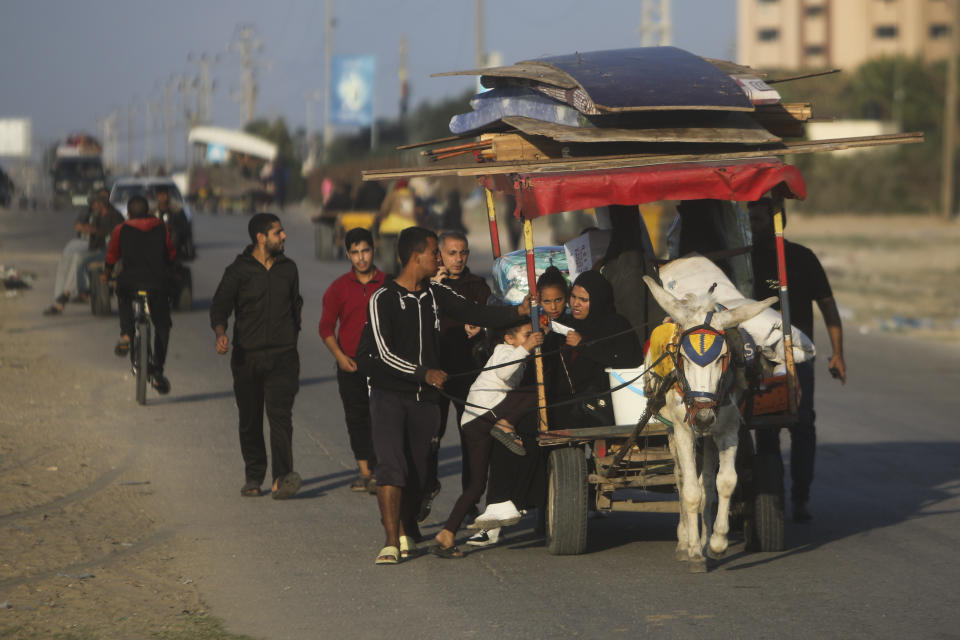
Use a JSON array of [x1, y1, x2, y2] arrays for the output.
[[109, 176, 196, 260]]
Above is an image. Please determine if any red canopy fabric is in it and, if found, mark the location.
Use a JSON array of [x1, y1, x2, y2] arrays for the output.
[[481, 159, 806, 218]]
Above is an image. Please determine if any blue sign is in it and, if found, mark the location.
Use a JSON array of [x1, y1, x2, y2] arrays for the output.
[[206, 143, 228, 163], [331, 55, 375, 127]]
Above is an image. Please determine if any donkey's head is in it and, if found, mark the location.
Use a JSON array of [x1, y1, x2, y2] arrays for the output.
[[643, 276, 776, 432]]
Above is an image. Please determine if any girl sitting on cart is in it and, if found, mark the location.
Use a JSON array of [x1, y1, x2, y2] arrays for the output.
[[431, 319, 544, 558]]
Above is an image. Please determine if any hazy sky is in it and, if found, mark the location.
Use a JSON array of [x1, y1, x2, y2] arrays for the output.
[[0, 0, 736, 162]]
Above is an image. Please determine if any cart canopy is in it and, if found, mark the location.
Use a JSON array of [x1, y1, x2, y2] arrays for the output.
[[480, 158, 805, 218]]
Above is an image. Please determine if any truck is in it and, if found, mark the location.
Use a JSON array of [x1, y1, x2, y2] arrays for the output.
[[185, 126, 275, 214], [48, 133, 106, 210]]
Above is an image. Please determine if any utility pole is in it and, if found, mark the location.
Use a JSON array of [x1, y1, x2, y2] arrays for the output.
[[942, 0, 959, 219], [178, 76, 199, 168], [188, 53, 218, 125], [126, 102, 134, 170], [640, 0, 672, 47], [164, 79, 174, 172], [230, 25, 262, 125], [323, 0, 334, 163], [145, 98, 155, 173], [475, 0, 485, 68], [398, 35, 409, 119]]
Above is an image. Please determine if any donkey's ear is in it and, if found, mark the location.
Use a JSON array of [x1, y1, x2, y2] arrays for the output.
[[643, 275, 689, 324], [716, 296, 778, 329]]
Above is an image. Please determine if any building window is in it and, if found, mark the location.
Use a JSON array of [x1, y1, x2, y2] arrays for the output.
[[758, 28, 780, 41], [758, 0, 778, 3], [930, 24, 951, 38], [805, 45, 825, 56], [875, 25, 898, 39], [805, 5, 825, 15]]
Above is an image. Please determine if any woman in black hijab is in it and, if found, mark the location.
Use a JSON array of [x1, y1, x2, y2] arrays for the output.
[[557, 270, 643, 427]]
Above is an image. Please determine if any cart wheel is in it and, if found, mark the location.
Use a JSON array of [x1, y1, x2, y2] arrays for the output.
[[546, 446, 588, 555], [746, 453, 784, 552], [89, 267, 112, 316]]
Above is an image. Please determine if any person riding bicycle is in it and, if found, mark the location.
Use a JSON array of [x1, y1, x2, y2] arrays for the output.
[[103, 194, 176, 394]]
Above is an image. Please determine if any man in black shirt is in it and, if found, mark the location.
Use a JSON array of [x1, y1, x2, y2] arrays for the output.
[[749, 198, 846, 523], [210, 213, 304, 500]]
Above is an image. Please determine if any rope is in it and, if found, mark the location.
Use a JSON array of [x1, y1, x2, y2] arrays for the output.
[[444, 322, 648, 380]]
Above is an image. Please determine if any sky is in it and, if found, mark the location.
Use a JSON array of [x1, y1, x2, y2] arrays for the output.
[[0, 0, 737, 164]]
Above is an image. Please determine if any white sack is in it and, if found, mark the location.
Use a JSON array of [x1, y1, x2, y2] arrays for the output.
[[658, 254, 815, 364]]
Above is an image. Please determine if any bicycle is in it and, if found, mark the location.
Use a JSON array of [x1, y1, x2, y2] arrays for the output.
[[132, 290, 153, 405]]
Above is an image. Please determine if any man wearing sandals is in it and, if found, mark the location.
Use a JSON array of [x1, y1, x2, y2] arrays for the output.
[[210, 213, 304, 500], [361, 227, 533, 564]]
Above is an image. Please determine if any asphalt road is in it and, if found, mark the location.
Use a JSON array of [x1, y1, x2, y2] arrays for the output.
[[5, 207, 960, 639]]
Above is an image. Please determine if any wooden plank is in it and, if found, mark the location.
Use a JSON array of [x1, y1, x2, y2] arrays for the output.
[[610, 500, 680, 513], [502, 115, 781, 145], [431, 62, 577, 89], [484, 132, 564, 162], [361, 132, 924, 181]]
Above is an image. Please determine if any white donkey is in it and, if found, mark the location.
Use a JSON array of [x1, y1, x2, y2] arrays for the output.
[[642, 275, 776, 572]]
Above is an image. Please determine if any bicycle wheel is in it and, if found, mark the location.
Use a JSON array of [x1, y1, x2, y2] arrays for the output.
[[136, 320, 150, 405]]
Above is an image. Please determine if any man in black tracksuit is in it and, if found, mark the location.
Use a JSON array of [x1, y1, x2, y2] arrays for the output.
[[363, 226, 531, 564], [210, 213, 304, 500], [104, 194, 176, 393]]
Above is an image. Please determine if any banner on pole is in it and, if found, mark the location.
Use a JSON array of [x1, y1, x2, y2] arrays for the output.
[[331, 55, 375, 127]]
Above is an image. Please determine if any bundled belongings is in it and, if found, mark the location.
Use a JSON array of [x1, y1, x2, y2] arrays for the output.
[[491, 246, 569, 304], [658, 253, 815, 364], [377, 45, 920, 178]]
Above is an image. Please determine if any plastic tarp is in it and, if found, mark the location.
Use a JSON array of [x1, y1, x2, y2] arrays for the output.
[[482, 159, 805, 218]]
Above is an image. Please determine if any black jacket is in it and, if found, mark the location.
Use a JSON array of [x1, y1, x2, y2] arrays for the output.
[[210, 247, 303, 353], [362, 279, 522, 400], [105, 216, 176, 292]]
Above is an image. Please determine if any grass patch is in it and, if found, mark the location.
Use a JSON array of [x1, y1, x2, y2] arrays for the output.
[[152, 615, 257, 640]]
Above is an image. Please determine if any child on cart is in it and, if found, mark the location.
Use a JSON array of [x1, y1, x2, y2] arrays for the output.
[[431, 319, 544, 558]]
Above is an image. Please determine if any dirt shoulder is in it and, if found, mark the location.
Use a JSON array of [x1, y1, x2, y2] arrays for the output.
[[0, 292, 245, 639], [787, 213, 960, 344]]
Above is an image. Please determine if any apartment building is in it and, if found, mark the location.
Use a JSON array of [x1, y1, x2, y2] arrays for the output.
[[738, 0, 956, 69]]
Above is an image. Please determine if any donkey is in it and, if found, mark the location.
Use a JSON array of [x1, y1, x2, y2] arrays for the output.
[[641, 275, 777, 572]]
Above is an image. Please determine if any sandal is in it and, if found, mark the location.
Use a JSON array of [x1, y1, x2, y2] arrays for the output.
[[350, 475, 372, 492], [240, 481, 262, 497], [490, 426, 526, 456], [272, 471, 302, 500], [430, 544, 464, 559], [399, 535, 417, 559], [375, 546, 400, 565]]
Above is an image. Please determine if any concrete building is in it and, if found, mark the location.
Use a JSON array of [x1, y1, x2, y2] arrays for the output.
[[738, 0, 956, 70]]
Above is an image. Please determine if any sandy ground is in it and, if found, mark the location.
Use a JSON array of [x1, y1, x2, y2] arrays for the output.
[[775, 213, 960, 343], [0, 268, 240, 638]]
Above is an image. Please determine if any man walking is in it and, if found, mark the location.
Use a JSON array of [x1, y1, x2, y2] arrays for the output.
[[420, 231, 492, 521], [211, 213, 304, 499], [363, 226, 531, 564], [319, 227, 385, 494], [748, 197, 846, 523]]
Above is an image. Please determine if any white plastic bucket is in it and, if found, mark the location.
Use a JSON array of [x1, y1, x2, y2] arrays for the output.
[[606, 367, 648, 425]]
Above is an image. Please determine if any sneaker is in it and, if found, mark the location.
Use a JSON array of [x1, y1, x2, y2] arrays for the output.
[[473, 500, 523, 530], [467, 528, 501, 547], [151, 374, 171, 395], [42, 305, 63, 316], [792, 501, 812, 523], [417, 482, 441, 523]]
